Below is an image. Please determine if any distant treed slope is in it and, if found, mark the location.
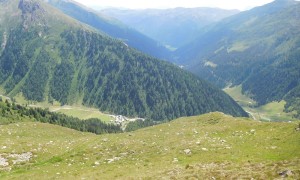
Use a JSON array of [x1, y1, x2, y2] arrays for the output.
[[52, 29, 248, 120], [285, 85, 300, 119], [101, 8, 239, 49], [46, 0, 171, 60], [242, 51, 300, 105], [0, 0, 247, 121], [175, 0, 300, 116]]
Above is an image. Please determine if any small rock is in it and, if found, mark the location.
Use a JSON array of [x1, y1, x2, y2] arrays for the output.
[[286, 170, 294, 177], [196, 141, 201, 145], [185, 164, 193, 169], [106, 157, 121, 163], [202, 148, 208, 151], [0, 157, 9, 167], [184, 149, 192, 155], [270, 146, 277, 150], [9, 152, 32, 165], [172, 158, 178, 163], [94, 161, 100, 166], [220, 139, 227, 143], [250, 129, 256, 134], [279, 170, 294, 177], [119, 152, 128, 156]]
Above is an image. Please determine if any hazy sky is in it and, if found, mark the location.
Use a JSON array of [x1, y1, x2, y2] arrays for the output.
[[74, 0, 275, 10]]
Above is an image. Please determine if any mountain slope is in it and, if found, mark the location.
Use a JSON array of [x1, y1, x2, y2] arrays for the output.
[[1, 112, 299, 178], [175, 0, 300, 116], [0, 0, 247, 121], [101, 7, 239, 49], [46, 0, 171, 60]]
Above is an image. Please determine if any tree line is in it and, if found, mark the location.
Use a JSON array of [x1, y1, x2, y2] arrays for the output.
[[0, 98, 121, 134]]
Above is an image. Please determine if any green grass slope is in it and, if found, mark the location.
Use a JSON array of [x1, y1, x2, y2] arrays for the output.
[[0, 112, 299, 179], [0, 0, 247, 121]]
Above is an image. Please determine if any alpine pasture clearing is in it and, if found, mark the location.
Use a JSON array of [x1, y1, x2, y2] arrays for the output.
[[0, 112, 299, 179]]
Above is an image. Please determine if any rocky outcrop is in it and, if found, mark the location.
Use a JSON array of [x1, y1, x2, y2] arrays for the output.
[[18, 0, 46, 29], [19, 0, 43, 14]]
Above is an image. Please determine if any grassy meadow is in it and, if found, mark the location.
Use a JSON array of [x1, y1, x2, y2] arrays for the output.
[[49, 106, 113, 122], [224, 86, 296, 121], [0, 112, 299, 179]]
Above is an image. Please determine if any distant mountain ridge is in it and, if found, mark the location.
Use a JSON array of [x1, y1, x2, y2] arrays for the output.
[[46, 0, 172, 60], [101, 7, 239, 49], [175, 0, 300, 117], [0, 0, 247, 121]]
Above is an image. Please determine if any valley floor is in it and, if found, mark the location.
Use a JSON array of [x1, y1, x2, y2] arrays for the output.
[[0, 112, 299, 179], [224, 86, 297, 122]]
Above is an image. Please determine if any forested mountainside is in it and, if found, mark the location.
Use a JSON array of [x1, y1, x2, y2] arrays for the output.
[[175, 0, 300, 117], [46, 0, 171, 60], [0, 0, 247, 121], [101, 8, 239, 49]]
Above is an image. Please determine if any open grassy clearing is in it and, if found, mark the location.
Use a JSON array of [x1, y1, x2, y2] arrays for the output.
[[227, 41, 250, 53], [24, 104, 113, 123], [224, 86, 296, 121], [0, 112, 299, 179], [48, 106, 113, 122], [8, 93, 113, 123]]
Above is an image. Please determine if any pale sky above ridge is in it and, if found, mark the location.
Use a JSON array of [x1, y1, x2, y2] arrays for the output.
[[74, 0, 275, 10]]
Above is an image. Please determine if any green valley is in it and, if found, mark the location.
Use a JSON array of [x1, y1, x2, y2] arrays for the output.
[[224, 86, 296, 122], [0, 0, 247, 121], [1, 0, 300, 178], [176, 0, 300, 118]]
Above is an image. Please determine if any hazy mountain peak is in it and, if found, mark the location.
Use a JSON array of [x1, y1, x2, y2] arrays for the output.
[[101, 8, 239, 49], [257, 0, 299, 11], [274, 0, 296, 2], [270, 0, 299, 6]]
